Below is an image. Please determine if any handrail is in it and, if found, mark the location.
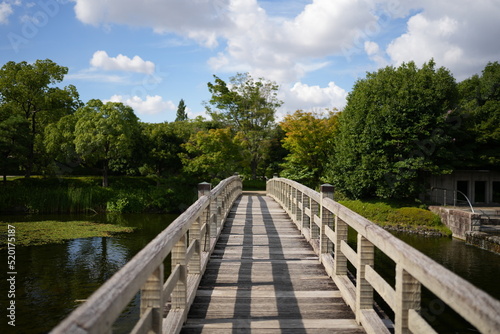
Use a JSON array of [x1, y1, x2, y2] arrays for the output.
[[51, 175, 242, 334], [267, 177, 500, 334], [431, 187, 475, 213]]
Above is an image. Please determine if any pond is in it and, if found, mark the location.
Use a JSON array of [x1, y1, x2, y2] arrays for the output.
[[0, 213, 177, 334]]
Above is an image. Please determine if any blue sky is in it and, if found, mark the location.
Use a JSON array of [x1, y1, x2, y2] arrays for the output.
[[1, 0, 499, 123]]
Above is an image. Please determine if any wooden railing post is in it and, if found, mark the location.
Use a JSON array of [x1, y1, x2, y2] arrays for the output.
[[189, 217, 201, 274], [198, 182, 212, 251], [302, 193, 310, 232], [334, 216, 348, 275], [140, 264, 164, 333], [310, 196, 320, 241], [216, 193, 222, 234], [395, 265, 421, 334], [356, 235, 374, 323], [291, 186, 297, 223], [320, 184, 334, 258], [172, 235, 187, 310], [295, 190, 303, 228]]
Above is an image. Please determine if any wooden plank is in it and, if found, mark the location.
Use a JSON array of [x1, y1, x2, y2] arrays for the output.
[[358, 309, 391, 334], [341, 240, 358, 269], [364, 264, 395, 310], [408, 309, 437, 334], [182, 195, 366, 334]]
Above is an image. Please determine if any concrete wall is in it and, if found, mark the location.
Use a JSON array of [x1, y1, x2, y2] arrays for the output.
[[429, 206, 480, 240]]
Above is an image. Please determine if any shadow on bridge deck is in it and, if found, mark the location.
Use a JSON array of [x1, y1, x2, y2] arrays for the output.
[[181, 194, 365, 333]]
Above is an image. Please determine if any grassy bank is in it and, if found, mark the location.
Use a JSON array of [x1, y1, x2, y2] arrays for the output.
[[339, 199, 452, 236], [0, 221, 135, 249], [0, 176, 198, 214]]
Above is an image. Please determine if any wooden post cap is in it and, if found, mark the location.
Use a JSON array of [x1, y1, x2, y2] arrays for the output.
[[320, 184, 334, 193], [198, 182, 211, 192]]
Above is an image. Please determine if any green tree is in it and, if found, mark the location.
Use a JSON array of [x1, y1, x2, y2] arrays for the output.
[[180, 127, 242, 181], [74, 100, 140, 187], [175, 99, 188, 122], [44, 113, 79, 176], [140, 122, 187, 181], [0, 103, 29, 183], [457, 61, 500, 168], [0, 59, 81, 177], [280, 110, 340, 187], [327, 60, 458, 199], [206, 73, 282, 179]]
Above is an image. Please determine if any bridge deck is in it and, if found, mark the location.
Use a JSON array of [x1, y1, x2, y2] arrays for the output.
[[181, 194, 365, 333]]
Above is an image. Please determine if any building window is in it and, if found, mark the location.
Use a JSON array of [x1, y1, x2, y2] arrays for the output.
[[456, 180, 469, 204], [493, 182, 500, 204], [474, 181, 487, 203]]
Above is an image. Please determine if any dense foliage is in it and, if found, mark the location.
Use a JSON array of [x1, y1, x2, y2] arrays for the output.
[[325, 60, 460, 198], [1, 59, 499, 204]]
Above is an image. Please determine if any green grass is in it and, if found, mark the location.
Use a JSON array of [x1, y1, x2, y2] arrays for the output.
[[0, 221, 135, 249], [0, 176, 198, 214], [339, 199, 452, 236]]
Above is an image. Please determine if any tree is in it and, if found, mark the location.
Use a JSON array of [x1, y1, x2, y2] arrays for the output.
[[327, 60, 458, 199], [0, 103, 29, 183], [44, 113, 79, 176], [280, 110, 340, 187], [206, 73, 282, 179], [140, 122, 186, 181], [74, 100, 140, 187], [0, 59, 81, 177], [175, 99, 188, 121], [457, 61, 500, 169], [180, 128, 242, 181]]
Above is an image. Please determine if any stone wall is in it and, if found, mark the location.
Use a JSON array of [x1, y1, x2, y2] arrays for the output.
[[429, 206, 480, 240], [466, 232, 500, 254]]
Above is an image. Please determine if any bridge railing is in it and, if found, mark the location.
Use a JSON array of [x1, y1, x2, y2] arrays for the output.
[[51, 175, 242, 334], [267, 177, 500, 334]]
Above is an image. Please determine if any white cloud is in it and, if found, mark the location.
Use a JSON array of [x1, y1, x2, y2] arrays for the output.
[[0, 2, 13, 24], [210, 0, 377, 83], [284, 81, 348, 112], [386, 0, 500, 80], [73, 0, 231, 47], [65, 71, 129, 84], [90, 51, 155, 74], [108, 95, 176, 115], [364, 41, 388, 67]]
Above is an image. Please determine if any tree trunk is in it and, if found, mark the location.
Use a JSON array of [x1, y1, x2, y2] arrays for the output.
[[251, 157, 258, 180], [102, 160, 109, 187]]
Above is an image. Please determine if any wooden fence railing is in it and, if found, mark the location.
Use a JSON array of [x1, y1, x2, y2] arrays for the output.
[[51, 175, 242, 334], [267, 177, 500, 334]]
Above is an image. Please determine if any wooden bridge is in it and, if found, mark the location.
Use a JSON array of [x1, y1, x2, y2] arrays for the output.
[[51, 176, 500, 334]]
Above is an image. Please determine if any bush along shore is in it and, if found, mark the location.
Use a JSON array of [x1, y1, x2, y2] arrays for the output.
[[0, 176, 198, 214], [339, 199, 452, 237]]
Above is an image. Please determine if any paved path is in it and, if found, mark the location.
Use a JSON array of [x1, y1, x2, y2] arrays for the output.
[[181, 194, 365, 333]]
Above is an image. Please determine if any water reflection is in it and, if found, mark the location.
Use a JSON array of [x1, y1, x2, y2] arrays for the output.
[[0, 213, 176, 334]]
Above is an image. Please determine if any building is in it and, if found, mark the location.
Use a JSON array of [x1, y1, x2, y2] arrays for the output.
[[427, 170, 500, 206]]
